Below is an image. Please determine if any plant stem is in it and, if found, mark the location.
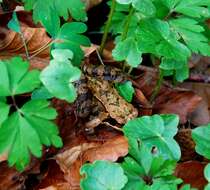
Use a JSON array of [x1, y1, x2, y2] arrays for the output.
[[11, 95, 19, 111], [121, 5, 135, 41], [150, 70, 164, 103], [99, 0, 116, 55], [121, 5, 135, 73], [29, 41, 55, 60], [20, 33, 30, 60]]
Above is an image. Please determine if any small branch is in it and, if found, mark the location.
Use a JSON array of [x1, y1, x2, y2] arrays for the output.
[[99, 0, 116, 55], [11, 96, 19, 111]]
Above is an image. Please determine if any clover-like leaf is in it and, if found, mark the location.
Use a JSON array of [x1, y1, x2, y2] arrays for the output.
[[40, 60, 81, 103], [0, 57, 41, 96], [123, 114, 181, 160], [192, 124, 210, 159], [54, 22, 91, 66], [0, 100, 62, 171], [80, 160, 128, 190]]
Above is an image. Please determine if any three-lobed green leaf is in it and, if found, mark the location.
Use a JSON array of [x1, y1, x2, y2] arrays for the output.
[[0, 100, 62, 171], [123, 114, 181, 160], [54, 22, 91, 66], [0, 57, 40, 96]]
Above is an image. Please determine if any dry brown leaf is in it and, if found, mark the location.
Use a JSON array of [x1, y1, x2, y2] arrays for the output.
[[83, 136, 128, 162], [0, 162, 26, 190], [56, 142, 99, 173], [0, 26, 51, 58], [35, 161, 70, 190], [135, 68, 202, 123], [54, 135, 128, 189], [175, 161, 207, 190], [180, 82, 210, 125]]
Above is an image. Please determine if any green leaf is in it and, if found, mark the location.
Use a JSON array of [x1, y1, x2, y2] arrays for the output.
[[51, 49, 74, 62], [205, 184, 210, 190], [192, 124, 210, 159], [160, 58, 189, 82], [115, 81, 135, 102], [204, 164, 210, 182], [0, 57, 41, 96], [137, 19, 191, 60], [116, 0, 156, 17], [121, 145, 180, 190], [160, 0, 180, 10], [169, 18, 210, 56], [132, 0, 156, 17], [0, 101, 10, 125], [32, 86, 54, 100], [112, 37, 142, 67], [123, 114, 181, 160], [40, 60, 81, 103], [54, 22, 91, 66], [7, 12, 21, 33], [54, 0, 87, 21], [180, 184, 196, 190], [22, 0, 87, 37], [23, 0, 87, 21], [175, 63, 189, 82], [80, 160, 128, 190], [174, 0, 210, 18], [0, 100, 62, 171]]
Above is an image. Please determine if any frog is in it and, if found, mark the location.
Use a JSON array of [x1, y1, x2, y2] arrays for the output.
[[74, 63, 138, 132]]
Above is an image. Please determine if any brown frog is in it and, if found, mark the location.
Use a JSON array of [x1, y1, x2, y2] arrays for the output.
[[75, 64, 138, 131]]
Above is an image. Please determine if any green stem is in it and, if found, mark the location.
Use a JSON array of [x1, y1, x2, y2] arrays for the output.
[[99, 0, 116, 55], [121, 6, 135, 73], [121, 5, 135, 41], [20, 33, 29, 60], [150, 70, 164, 103]]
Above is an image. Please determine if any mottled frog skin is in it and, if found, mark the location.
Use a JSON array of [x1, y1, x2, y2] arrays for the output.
[[74, 64, 138, 129]]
